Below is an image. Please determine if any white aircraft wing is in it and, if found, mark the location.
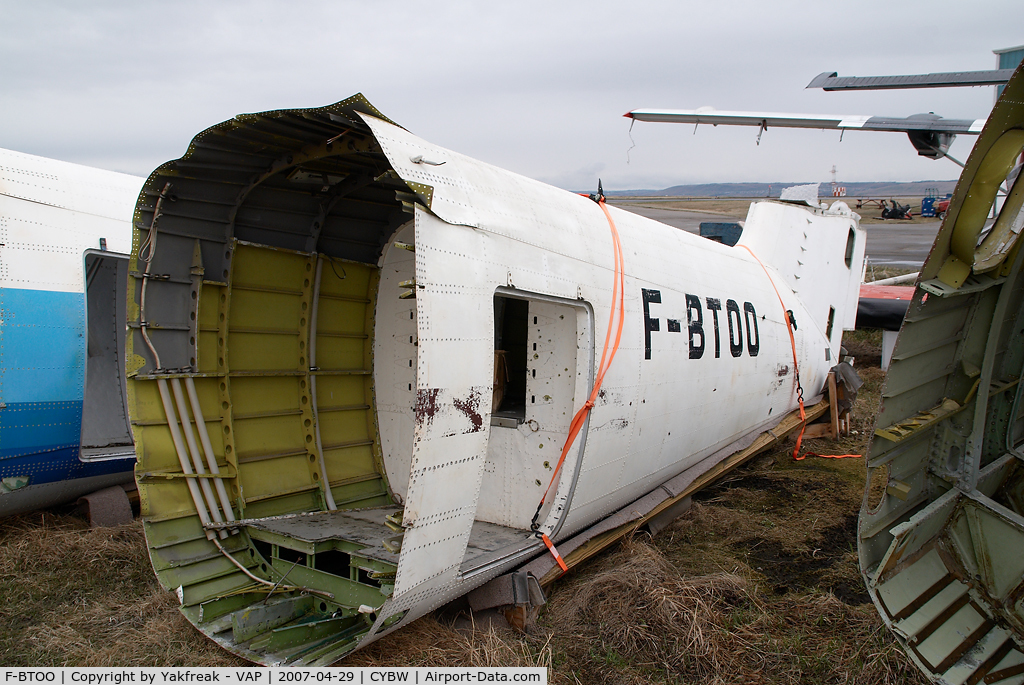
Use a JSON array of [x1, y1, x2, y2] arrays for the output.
[[625, 107, 986, 160], [625, 107, 986, 134]]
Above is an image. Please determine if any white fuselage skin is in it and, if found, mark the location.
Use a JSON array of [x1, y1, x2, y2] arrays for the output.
[[362, 114, 866, 644]]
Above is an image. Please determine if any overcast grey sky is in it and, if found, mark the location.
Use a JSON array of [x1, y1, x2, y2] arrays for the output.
[[1, 1, 1020, 190]]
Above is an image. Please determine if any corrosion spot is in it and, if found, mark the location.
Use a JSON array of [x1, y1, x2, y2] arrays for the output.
[[415, 388, 441, 424], [777, 365, 790, 377], [452, 388, 483, 433]]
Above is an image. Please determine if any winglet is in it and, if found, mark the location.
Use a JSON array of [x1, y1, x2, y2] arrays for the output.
[[806, 71, 839, 89]]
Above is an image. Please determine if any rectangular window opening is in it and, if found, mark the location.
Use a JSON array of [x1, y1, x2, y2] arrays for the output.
[[826, 306, 836, 341], [493, 296, 528, 420]]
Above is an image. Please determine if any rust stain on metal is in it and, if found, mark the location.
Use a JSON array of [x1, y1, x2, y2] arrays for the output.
[[453, 388, 483, 433], [777, 364, 790, 377], [415, 388, 441, 424]]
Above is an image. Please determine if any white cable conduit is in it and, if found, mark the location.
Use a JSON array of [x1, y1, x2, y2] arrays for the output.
[[211, 537, 335, 601], [185, 376, 237, 530], [140, 184, 230, 543], [171, 378, 229, 539], [156, 379, 218, 541], [309, 256, 338, 510]]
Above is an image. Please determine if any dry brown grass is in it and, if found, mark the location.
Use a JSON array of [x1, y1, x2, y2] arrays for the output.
[[537, 531, 923, 685], [1, 329, 925, 683], [544, 537, 746, 679], [349, 618, 552, 670], [0, 512, 242, 667], [621, 199, 752, 220]]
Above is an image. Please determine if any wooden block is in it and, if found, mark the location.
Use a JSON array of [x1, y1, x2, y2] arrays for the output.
[[828, 372, 840, 439], [803, 423, 834, 439]]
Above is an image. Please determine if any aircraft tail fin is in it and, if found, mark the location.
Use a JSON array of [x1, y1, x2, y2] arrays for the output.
[[737, 199, 866, 358]]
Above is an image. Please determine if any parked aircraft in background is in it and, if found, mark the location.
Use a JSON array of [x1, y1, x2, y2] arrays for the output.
[[627, 67, 1018, 166], [625, 108, 984, 165], [126, 95, 865, 665], [0, 148, 144, 516]]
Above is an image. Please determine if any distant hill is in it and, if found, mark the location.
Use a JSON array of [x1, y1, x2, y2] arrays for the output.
[[603, 180, 958, 198]]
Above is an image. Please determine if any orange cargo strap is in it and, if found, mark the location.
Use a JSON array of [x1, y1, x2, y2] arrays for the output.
[[739, 245, 862, 462], [530, 194, 625, 555], [798, 452, 862, 460], [737, 244, 807, 460], [541, 533, 569, 573]]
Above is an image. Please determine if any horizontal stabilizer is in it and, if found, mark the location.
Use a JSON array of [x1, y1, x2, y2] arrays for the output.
[[806, 69, 1013, 91]]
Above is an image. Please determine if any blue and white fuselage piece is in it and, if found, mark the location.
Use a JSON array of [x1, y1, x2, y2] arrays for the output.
[[0, 148, 144, 515]]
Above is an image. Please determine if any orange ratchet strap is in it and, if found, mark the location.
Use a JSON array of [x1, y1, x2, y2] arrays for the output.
[[738, 245, 807, 460], [739, 245, 862, 462], [541, 534, 569, 573], [530, 193, 625, 570]]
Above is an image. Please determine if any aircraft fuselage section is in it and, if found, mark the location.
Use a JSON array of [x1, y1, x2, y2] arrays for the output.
[[129, 98, 866, 664]]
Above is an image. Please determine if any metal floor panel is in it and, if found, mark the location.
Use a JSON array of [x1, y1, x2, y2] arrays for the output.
[[462, 519, 536, 573], [245, 507, 401, 564], [245, 508, 533, 569]]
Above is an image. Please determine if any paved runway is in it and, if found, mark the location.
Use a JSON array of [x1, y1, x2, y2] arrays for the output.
[[611, 201, 940, 269]]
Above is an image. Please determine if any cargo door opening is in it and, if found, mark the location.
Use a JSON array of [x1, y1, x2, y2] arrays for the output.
[[80, 251, 134, 460], [475, 293, 589, 534]]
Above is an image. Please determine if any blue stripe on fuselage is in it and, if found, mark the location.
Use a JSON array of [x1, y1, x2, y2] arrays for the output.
[[0, 288, 85, 404], [0, 401, 133, 484], [0, 400, 82, 460], [1, 288, 132, 485]]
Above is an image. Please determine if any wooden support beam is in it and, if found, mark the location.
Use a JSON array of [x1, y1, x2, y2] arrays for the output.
[[828, 371, 840, 439]]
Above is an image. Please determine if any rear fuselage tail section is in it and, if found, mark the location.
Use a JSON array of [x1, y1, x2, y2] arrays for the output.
[[737, 200, 866, 359]]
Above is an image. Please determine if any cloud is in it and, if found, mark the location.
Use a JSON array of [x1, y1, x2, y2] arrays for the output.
[[0, 0, 1018, 187]]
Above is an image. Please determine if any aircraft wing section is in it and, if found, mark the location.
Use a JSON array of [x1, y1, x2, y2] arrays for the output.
[[625, 108, 985, 135], [807, 69, 1014, 90]]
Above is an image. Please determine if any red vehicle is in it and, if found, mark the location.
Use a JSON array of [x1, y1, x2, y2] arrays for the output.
[[935, 197, 951, 219]]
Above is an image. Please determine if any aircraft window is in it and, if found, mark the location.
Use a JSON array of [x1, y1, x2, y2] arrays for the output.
[[826, 306, 836, 341], [493, 296, 528, 420], [845, 228, 856, 268]]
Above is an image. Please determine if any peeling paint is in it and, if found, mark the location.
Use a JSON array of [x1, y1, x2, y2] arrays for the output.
[[594, 418, 630, 432], [415, 387, 441, 425], [452, 388, 483, 433]]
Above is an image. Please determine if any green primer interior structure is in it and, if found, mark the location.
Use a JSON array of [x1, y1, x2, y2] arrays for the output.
[[127, 96, 422, 664], [859, 63, 1024, 683]]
